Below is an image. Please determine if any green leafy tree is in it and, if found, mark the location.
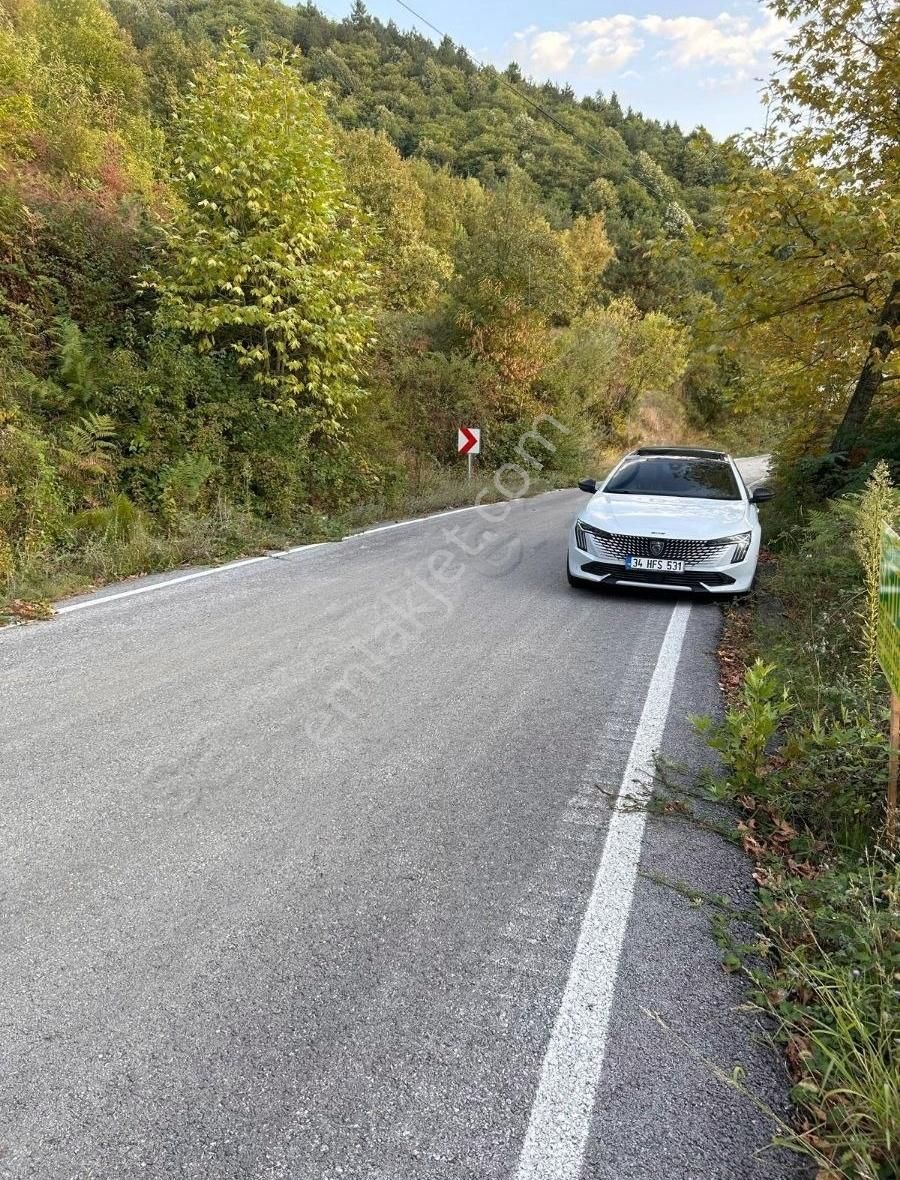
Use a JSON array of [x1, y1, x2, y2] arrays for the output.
[[703, 165, 897, 449], [768, 0, 898, 182], [406, 159, 485, 256], [562, 214, 614, 312], [447, 182, 574, 415], [337, 128, 452, 313], [149, 34, 374, 431], [706, 0, 899, 457], [545, 298, 689, 438], [452, 181, 574, 329], [0, 375, 64, 578], [0, 0, 160, 191]]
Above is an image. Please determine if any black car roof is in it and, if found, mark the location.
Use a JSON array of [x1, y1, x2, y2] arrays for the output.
[[631, 446, 729, 461]]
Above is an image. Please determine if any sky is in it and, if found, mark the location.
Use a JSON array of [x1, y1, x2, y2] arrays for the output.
[[323, 0, 789, 139]]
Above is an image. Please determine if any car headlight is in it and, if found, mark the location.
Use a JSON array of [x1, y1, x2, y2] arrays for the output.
[[574, 519, 608, 550], [728, 531, 752, 562]]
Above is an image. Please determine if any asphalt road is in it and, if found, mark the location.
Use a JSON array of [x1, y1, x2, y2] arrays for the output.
[[1, 457, 806, 1179]]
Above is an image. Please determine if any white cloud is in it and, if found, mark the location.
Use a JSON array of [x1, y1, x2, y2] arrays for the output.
[[526, 30, 576, 72], [639, 11, 790, 80], [512, 9, 790, 83], [574, 15, 644, 73]]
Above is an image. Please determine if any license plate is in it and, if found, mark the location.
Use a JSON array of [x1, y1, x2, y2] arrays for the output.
[[625, 555, 685, 572]]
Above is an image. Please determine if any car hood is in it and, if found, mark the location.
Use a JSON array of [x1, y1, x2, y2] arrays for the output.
[[581, 493, 751, 539]]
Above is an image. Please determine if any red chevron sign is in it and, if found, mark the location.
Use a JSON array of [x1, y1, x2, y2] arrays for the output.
[[457, 426, 481, 455]]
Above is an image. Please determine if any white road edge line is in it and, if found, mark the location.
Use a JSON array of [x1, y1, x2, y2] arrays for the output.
[[54, 498, 538, 614], [352, 500, 518, 536], [515, 601, 692, 1180], [55, 553, 288, 614]]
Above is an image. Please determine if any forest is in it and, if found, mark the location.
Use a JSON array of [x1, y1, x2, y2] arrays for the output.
[[1, 0, 896, 598]]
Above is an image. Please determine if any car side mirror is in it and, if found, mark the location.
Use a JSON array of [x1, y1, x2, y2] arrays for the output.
[[578, 478, 598, 494], [751, 486, 775, 504]]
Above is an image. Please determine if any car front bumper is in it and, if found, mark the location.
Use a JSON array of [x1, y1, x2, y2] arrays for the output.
[[567, 533, 759, 594]]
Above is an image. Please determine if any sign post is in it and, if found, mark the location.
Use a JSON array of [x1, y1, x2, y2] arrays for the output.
[[877, 524, 900, 844], [457, 426, 481, 481]]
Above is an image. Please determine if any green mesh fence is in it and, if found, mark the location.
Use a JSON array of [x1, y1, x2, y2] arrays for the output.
[[879, 524, 900, 697]]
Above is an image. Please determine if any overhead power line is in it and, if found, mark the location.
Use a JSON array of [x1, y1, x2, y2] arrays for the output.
[[388, 0, 619, 167]]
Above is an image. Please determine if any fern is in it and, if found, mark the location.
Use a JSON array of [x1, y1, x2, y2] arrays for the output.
[[63, 411, 116, 463], [55, 319, 97, 408], [58, 412, 117, 495], [159, 453, 215, 522], [71, 493, 147, 543]]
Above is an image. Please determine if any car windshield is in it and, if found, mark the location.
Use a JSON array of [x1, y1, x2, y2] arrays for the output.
[[604, 456, 741, 501]]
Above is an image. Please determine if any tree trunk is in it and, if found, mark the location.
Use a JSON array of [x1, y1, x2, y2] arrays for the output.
[[831, 278, 900, 454]]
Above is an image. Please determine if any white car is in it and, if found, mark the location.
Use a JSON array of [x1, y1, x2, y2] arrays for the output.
[[567, 447, 773, 596]]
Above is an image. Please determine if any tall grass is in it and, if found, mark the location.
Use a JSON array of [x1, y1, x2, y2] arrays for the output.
[[761, 860, 899, 1180], [852, 460, 896, 685]]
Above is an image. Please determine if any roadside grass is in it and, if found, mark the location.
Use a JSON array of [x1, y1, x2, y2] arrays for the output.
[[0, 468, 565, 623], [693, 466, 900, 1179], [758, 863, 899, 1177], [340, 466, 561, 531], [0, 501, 311, 622]]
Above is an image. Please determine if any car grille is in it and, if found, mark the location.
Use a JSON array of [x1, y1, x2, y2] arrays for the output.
[[576, 523, 733, 567], [579, 560, 736, 588]]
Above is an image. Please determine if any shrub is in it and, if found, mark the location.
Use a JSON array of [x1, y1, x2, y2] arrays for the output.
[[692, 659, 791, 793]]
